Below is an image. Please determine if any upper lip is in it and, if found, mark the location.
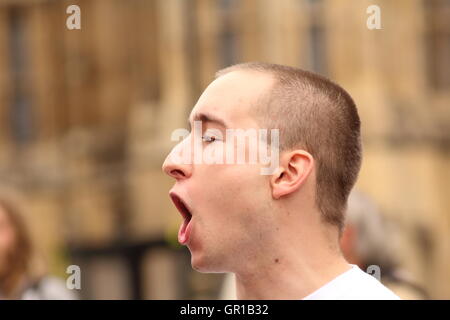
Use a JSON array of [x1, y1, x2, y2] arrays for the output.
[[169, 191, 193, 220]]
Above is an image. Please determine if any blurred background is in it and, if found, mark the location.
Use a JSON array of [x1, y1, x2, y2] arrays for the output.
[[0, 0, 449, 299]]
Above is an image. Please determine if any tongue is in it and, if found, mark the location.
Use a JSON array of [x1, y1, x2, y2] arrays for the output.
[[178, 218, 191, 245]]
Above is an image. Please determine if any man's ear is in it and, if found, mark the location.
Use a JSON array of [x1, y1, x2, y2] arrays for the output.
[[270, 150, 314, 199]]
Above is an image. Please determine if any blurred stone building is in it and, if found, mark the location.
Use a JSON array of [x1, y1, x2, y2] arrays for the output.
[[0, 0, 448, 298]]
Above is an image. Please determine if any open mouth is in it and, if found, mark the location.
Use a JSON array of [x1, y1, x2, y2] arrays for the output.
[[169, 192, 193, 245]]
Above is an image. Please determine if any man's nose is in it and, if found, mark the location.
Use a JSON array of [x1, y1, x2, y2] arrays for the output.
[[162, 149, 192, 181]]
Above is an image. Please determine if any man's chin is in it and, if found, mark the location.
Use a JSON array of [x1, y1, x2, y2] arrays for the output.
[[191, 255, 210, 272], [191, 254, 226, 273]]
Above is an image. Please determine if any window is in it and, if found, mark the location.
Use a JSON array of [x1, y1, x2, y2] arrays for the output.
[[425, 0, 450, 91], [306, 0, 328, 75], [8, 8, 34, 145]]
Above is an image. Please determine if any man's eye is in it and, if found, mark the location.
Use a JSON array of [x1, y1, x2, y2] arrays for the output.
[[202, 135, 217, 143]]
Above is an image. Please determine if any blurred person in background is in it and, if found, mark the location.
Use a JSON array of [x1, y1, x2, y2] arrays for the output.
[[0, 195, 77, 300], [340, 190, 429, 300]]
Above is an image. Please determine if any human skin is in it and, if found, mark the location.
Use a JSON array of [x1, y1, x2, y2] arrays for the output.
[[162, 70, 350, 299]]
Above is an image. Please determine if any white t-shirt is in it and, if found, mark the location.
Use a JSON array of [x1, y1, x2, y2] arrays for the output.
[[303, 264, 401, 300]]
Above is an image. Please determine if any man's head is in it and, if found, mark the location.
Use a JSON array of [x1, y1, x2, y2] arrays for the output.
[[162, 62, 362, 273]]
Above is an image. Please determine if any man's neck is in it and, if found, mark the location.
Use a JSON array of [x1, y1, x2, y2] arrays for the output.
[[234, 233, 351, 299]]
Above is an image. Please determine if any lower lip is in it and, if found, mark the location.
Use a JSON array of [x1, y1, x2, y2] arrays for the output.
[[178, 217, 193, 245]]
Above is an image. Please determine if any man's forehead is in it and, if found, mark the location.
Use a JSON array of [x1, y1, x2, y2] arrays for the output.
[[190, 70, 273, 126]]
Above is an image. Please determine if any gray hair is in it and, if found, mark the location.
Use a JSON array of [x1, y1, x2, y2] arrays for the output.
[[345, 190, 398, 270]]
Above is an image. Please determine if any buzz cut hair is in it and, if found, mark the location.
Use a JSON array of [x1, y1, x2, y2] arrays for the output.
[[216, 62, 362, 234]]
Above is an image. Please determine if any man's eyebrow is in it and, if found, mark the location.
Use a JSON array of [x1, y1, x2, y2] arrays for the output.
[[188, 112, 228, 129]]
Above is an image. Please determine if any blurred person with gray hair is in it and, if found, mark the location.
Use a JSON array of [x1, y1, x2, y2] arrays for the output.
[[340, 190, 428, 299]]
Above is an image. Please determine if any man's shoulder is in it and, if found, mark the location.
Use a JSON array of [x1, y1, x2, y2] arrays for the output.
[[303, 265, 401, 300], [338, 265, 401, 300]]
